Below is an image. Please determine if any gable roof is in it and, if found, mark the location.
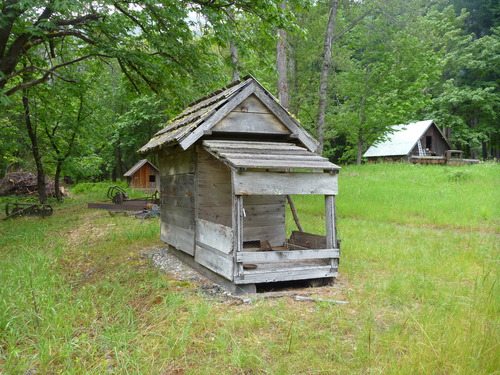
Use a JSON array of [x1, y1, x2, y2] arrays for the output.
[[138, 75, 318, 155], [203, 140, 340, 171], [363, 120, 451, 158], [123, 159, 159, 177]]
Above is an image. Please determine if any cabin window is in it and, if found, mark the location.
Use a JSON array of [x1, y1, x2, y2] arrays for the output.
[[149, 175, 156, 183], [426, 136, 432, 149]]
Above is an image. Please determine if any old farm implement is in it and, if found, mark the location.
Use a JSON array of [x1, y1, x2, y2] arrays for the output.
[[4, 202, 53, 220], [87, 186, 159, 211]]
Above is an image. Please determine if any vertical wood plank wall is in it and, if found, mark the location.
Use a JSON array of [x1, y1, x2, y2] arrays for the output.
[[159, 148, 196, 255], [131, 164, 160, 189], [197, 150, 232, 226], [242, 195, 286, 246]]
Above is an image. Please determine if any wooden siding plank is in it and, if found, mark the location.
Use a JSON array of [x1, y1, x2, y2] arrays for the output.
[[179, 82, 256, 150], [159, 148, 196, 176], [234, 267, 337, 284], [219, 152, 328, 162], [251, 88, 319, 152], [196, 219, 233, 255], [213, 112, 290, 134], [234, 172, 338, 195], [243, 225, 286, 247], [194, 244, 234, 280], [236, 249, 340, 263], [232, 94, 271, 114], [161, 222, 195, 255], [230, 159, 336, 170], [233, 194, 244, 277], [290, 231, 327, 249]]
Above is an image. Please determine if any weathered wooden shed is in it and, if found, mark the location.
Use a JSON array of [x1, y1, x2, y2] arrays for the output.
[[123, 159, 160, 190], [363, 120, 452, 163], [139, 75, 341, 293]]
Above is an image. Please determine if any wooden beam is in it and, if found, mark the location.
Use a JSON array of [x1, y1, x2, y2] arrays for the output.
[[236, 249, 340, 263], [325, 195, 339, 271], [233, 171, 338, 195]]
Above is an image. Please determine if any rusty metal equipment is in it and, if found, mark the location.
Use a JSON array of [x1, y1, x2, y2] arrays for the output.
[[107, 186, 130, 204], [4, 202, 53, 219], [88, 187, 159, 211]]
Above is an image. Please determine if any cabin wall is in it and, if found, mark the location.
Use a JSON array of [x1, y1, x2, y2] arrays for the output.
[[130, 164, 159, 190], [196, 150, 232, 226], [159, 148, 196, 255], [410, 126, 449, 156]]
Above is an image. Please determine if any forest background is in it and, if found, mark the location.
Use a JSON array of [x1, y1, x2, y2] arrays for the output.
[[1, 0, 498, 202]]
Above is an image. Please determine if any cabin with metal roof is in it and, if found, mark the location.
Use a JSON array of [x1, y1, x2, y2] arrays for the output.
[[139, 75, 341, 293], [123, 159, 159, 190], [363, 120, 452, 163]]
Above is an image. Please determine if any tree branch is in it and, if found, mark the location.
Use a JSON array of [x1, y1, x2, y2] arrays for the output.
[[332, 10, 370, 43], [117, 58, 141, 95], [4, 54, 113, 96]]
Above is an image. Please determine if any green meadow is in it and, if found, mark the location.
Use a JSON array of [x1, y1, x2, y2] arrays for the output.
[[0, 163, 498, 374]]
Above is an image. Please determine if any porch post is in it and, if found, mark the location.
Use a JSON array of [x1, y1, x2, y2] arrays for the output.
[[232, 194, 244, 278], [325, 195, 339, 271]]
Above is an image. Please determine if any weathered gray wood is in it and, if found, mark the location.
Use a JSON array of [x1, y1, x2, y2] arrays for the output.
[[234, 171, 338, 195], [220, 152, 328, 162], [161, 222, 195, 255], [196, 219, 233, 255], [325, 195, 339, 270], [290, 231, 327, 249], [179, 81, 257, 150], [162, 210, 195, 229], [325, 195, 336, 249], [243, 225, 285, 247], [213, 112, 290, 135], [251, 87, 318, 152], [195, 244, 234, 280], [236, 249, 340, 263], [231, 94, 272, 114], [167, 245, 256, 294], [159, 148, 196, 175], [232, 194, 244, 277], [161, 196, 193, 209], [234, 266, 337, 284], [230, 159, 336, 170], [196, 205, 232, 227], [244, 195, 286, 205]]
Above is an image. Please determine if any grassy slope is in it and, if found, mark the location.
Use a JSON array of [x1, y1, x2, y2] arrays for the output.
[[0, 164, 498, 374]]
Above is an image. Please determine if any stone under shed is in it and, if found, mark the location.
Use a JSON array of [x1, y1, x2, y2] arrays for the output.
[[139, 75, 341, 293]]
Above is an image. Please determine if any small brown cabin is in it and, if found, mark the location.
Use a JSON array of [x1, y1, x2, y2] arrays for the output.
[[139, 76, 341, 293], [123, 159, 159, 190]]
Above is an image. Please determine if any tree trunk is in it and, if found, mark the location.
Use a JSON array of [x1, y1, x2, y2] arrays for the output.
[[356, 136, 364, 165], [276, 2, 289, 110], [54, 162, 62, 201], [316, 0, 339, 155], [230, 40, 240, 82], [22, 90, 47, 203]]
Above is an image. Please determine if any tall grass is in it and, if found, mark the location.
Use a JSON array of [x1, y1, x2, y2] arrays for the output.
[[0, 163, 498, 374]]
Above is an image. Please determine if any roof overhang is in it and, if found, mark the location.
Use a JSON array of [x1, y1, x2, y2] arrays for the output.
[[202, 140, 340, 172]]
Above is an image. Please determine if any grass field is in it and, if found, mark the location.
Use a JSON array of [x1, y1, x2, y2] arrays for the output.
[[0, 163, 498, 374]]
